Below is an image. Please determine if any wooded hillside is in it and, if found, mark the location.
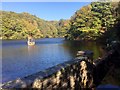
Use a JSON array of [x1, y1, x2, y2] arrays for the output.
[[66, 2, 120, 41], [1, 11, 59, 39], [1, 1, 120, 41]]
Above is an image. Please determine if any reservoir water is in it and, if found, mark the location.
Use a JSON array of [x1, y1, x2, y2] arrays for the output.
[[2, 38, 105, 83]]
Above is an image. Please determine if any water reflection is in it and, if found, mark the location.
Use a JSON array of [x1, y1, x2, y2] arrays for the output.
[[2, 38, 105, 83], [28, 45, 36, 56], [62, 41, 106, 59]]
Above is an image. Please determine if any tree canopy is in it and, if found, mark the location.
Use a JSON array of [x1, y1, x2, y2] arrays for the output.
[[1, 11, 59, 39], [66, 2, 119, 41]]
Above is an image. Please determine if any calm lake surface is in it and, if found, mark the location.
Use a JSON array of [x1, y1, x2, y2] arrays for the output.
[[2, 38, 105, 83]]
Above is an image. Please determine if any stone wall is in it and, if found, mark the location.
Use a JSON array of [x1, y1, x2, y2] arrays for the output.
[[32, 60, 94, 89], [2, 57, 94, 89]]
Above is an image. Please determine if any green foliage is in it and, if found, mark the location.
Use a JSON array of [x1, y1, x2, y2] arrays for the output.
[[1, 11, 58, 39], [54, 19, 70, 37], [103, 1, 120, 42], [67, 2, 116, 40], [1, 1, 119, 41]]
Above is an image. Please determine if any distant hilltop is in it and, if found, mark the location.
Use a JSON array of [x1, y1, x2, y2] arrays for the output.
[[1, 11, 69, 40]]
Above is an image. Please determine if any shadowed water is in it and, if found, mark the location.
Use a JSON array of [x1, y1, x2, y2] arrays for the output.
[[2, 38, 105, 83]]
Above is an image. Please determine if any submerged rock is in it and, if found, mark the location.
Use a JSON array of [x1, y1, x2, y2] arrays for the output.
[[76, 50, 94, 63]]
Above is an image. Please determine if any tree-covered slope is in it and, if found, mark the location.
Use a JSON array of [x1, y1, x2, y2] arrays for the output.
[[1, 2, 120, 41], [1, 11, 58, 39], [66, 2, 120, 41]]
